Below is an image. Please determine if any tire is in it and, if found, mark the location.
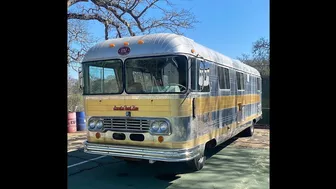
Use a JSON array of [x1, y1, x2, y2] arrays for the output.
[[239, 124, 254, 137], [186, 154, 206, 171]]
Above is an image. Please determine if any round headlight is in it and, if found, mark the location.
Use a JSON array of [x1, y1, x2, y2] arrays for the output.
[[96, 120, 103, 129], [151, 122, 160, 131], [159, 122, 168, 132], [89, 120, 96, 129]]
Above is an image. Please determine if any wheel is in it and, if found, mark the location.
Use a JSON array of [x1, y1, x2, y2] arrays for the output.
[[186, 154, 206, 171], [239, 124, 254, 137]]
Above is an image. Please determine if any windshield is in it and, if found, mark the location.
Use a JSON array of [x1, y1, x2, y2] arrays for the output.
[[125, 55, 188, 94], [83, 59, 123, 94]]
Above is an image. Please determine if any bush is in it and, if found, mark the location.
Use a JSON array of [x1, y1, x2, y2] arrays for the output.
[[68, 93, 84, 112]]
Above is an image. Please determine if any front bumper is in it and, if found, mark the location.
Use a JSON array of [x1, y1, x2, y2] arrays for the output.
[[83, 141, 200, 162]]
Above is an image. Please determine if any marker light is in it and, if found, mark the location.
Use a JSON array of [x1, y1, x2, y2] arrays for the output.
[[95, 132, 101, 139]]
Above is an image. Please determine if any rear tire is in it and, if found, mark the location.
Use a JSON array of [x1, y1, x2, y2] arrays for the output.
[[239, 124, 254, 137]]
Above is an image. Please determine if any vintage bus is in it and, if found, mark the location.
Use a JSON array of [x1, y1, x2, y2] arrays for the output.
[[80, 33, 262, 171]]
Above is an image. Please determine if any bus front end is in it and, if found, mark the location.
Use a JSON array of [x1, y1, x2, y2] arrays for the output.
[[82, 55, 201, 163]]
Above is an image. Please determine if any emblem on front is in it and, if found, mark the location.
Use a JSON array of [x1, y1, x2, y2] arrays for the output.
[[126, 111, 131, 117]]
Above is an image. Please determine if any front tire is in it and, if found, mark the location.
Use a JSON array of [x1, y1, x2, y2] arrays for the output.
[[186, 154, 206, 171]]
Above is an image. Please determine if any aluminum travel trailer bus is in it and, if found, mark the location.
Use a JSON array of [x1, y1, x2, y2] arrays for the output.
[[80, 33, 262, 171]]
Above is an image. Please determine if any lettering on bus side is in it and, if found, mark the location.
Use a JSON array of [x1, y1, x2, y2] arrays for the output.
[[113, 105, 139, 111]]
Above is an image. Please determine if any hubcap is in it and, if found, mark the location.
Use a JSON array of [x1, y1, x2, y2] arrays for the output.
[[198, 156, 205, 165]]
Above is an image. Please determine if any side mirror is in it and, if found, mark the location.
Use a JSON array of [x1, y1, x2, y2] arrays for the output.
[[78, 68, 83, 90]]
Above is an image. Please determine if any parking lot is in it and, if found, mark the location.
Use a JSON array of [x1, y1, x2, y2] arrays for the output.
[[68, 127, 269, 189]]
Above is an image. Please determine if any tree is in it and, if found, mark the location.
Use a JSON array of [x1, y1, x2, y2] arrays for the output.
[[67, 0, 198, 72], [68, 19, 99, 72], [68, 76, 84, 112], [238, 37, 270, 125], [237, 37, 270, 76]]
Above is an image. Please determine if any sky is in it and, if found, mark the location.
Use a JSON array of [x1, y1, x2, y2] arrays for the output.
[[68, 0, 269, 79]]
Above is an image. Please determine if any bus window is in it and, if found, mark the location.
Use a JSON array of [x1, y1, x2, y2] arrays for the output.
[[236, 72, 245, 90], [218, 67, 230, 90], [83, 59, 123, 94], [191, 58, 198, 90], [132, 71, 154, 91], [199, 60, 210, 92], [125, 55, 188, 93]]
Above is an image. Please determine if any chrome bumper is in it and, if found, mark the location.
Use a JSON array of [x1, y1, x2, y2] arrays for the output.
[[83, 141, 200, 162]]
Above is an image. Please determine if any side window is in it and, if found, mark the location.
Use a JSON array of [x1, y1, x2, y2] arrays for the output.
[[236, 72, 241, 90], [236, 72, 245, 90], [198, 60, 210, 92], [224, 68, 230, 89], [243, 74, 246, 90], [191, 58, 198, 90], [218, 67, 231, 89]]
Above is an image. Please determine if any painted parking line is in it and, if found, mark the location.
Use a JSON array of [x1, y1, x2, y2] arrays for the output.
[[68, 156, 107, 168]]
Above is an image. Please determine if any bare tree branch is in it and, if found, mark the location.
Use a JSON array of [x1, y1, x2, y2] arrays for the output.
[[104, 21, 109, 40], [68, 0, 88, 8], [68, 12, 106, 23], [68, 0, 198, 73], [115, 26, 122, 38], [127, 0, 139, 11], [237, 38, 270, 77], [91, 0, 136, 36], [137, 0, 158, 18]]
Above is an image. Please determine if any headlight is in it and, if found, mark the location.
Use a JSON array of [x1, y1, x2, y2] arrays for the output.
[[159, 122, 168, 132], [89, 120, 96, 129], [96, 121, 103, 129], [150, 120, 170, 135], [88, 118, 103, 130], [151, 122, 160, 131]]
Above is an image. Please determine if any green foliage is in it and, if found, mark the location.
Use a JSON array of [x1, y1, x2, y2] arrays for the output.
[[237, 37, 270, 77], [68, 93, 84, 112]]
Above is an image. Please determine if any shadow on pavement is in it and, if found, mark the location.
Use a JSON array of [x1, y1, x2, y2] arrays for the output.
[[68, 136, 270, 189]]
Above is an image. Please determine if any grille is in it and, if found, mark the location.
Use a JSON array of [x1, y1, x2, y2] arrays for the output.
[[102, 117, 150, 133]]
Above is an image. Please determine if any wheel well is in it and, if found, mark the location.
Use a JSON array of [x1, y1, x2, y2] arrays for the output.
[[253, 119, 257, 124], [205, 138, 217, 149]]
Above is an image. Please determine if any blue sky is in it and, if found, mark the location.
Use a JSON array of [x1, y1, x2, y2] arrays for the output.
[[69, 0, 269, 78]]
